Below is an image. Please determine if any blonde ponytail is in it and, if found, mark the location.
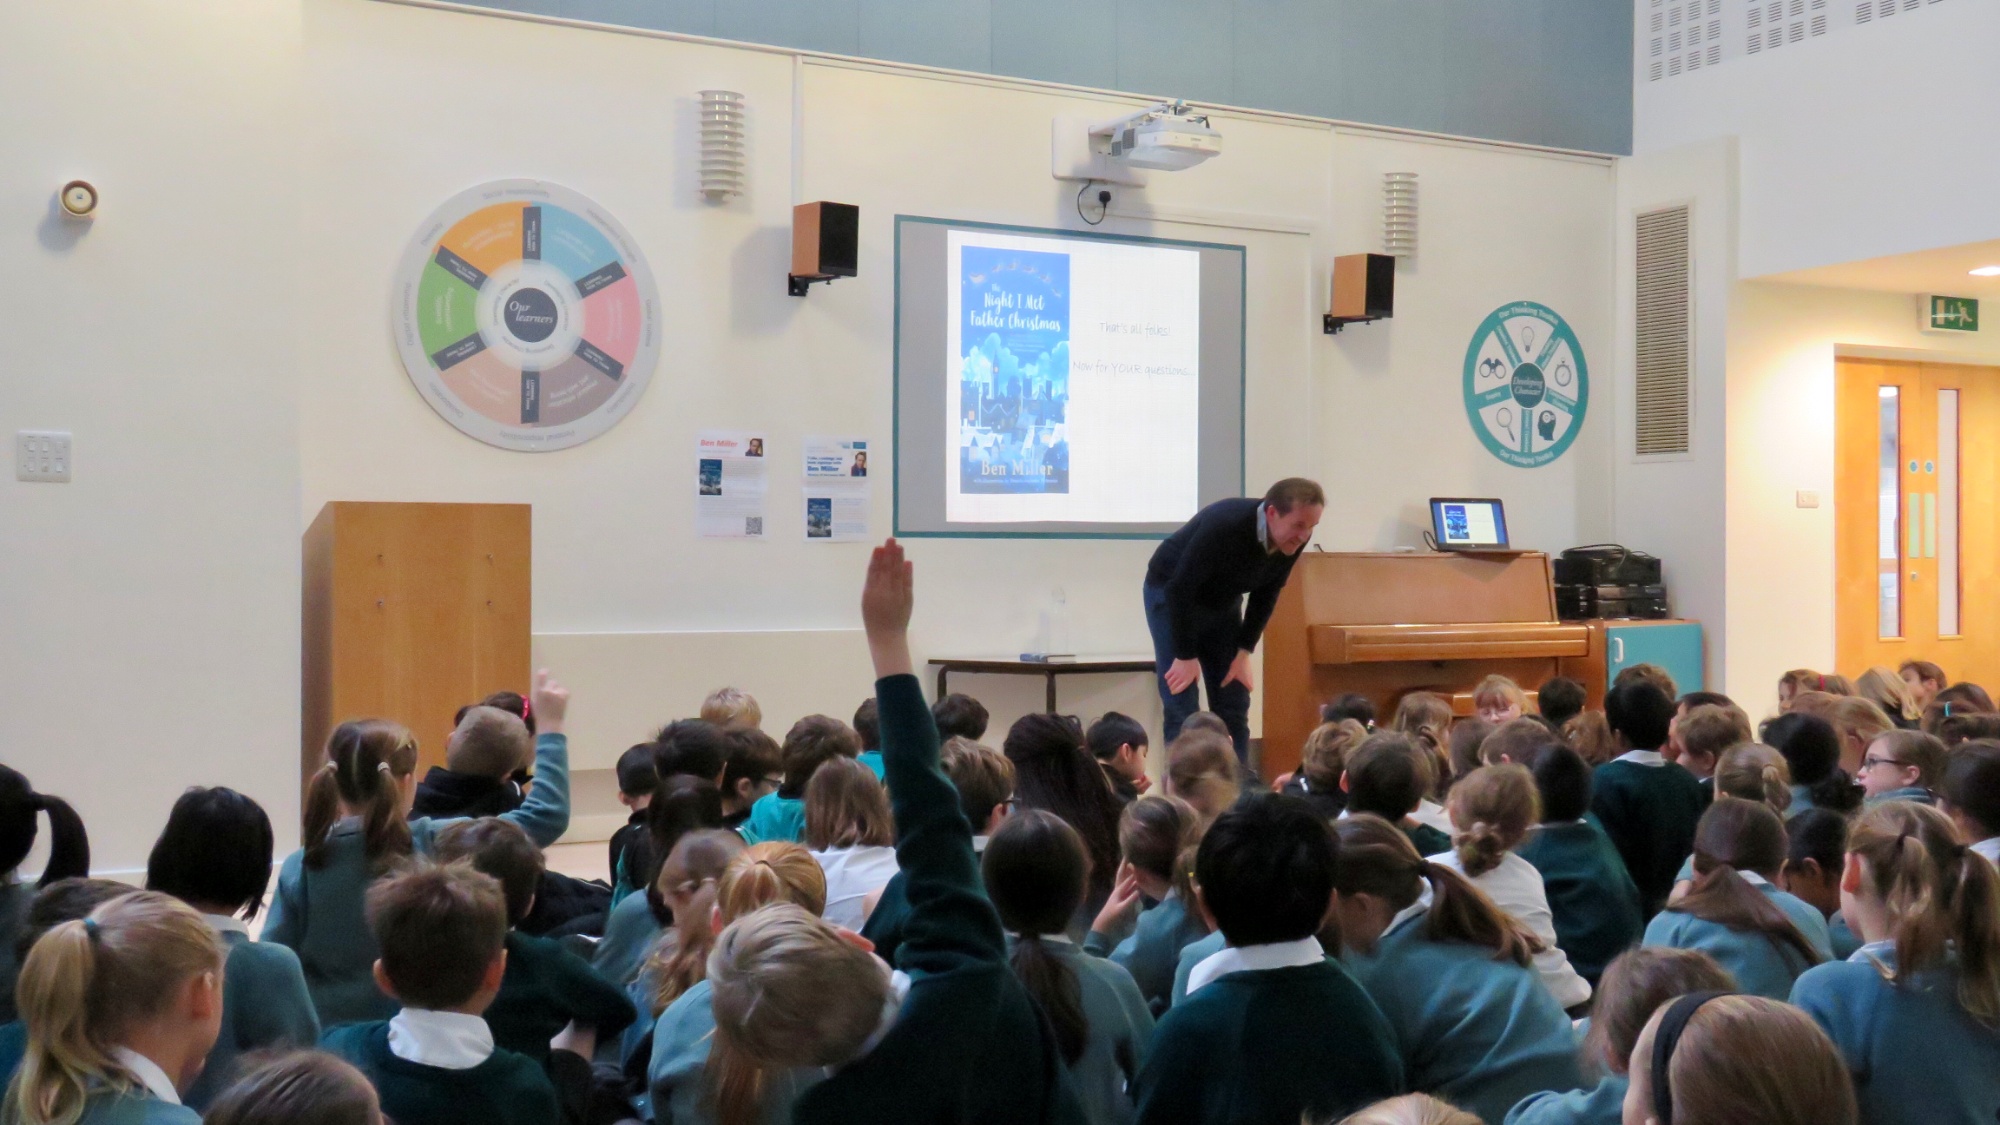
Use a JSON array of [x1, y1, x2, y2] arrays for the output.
[[1446, 765, 1538, 878], [9, 891, 221, 1125]]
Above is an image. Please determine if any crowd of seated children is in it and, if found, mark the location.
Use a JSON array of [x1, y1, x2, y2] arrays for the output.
[[1006, 712, 1125, 928], [1342, 733, 1453, 858], [1516, 746, 1645, 988], [1087, 712, 1151, 805], [1085, 794, 1208, 1016], [738, 715, 859, 847], [593, 776, 723, 988]]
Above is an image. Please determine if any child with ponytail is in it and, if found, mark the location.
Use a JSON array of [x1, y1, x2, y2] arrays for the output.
[[1643, 799, 1829, 999], [1085, 794, 1208, 1016], [985, 810, 1152, 1125], [1333, 814, 1580, 1124], [9, 891, 224, 1125], [648, 841, 827, 1125], [1791, 800, 2000, 1124], [1503, 947, 1734, 1125], [0, 766, 91, 1024], [1434, 765, 1591, 1012], [264, 671, 574, 1025], [1781, 808, 1863, 960]]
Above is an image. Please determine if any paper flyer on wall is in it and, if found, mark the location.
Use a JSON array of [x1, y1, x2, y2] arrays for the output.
[[804, 484, 869, 542], [695, 429, 768, 539], [803, 435, 870, 479]]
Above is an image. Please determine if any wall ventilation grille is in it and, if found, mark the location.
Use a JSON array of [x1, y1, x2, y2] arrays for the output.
[[1635, 206, 1692, 457], [1648, 0, 1937, 78]]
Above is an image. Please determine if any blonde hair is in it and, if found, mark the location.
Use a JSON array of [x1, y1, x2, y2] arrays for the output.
[[1644, 995, 1856, 1125], [1714, 743, 1791, 815], [645, 830, 747, 1014], [1337, 1094, 1482, 1125], [302, 719, 418, 872], [803, 758, 893, 851], [1165, 732, 1241, 826], [1472, 675, 1528, 716], [1446, 765, 1539, 877], [697, 846, 829, 1125], [444, 706, 531, 778], [1301, 719, 1368, 792], [707, 904, 888, 1125], [701, 688, 763, 731], [10, 891, 223, 1125], [1848, 801, 2000, 1025], [1827, 696, 1895, 760], [1857, 666, 1921, 723]]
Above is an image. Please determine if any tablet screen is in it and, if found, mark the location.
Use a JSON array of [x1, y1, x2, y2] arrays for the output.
[[1432, 499, 1508, 549]]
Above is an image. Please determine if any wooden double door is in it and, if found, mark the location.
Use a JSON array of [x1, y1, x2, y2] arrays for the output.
[[1836, 359, 1999, 688]]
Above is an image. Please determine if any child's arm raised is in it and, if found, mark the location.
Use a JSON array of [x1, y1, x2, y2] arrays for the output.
[[500, 669, 573, 848], [862, 540, 1006, 975]]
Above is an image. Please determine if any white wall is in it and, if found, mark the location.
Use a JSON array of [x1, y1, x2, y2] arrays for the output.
[[0, 0, 304, 875], [1633, 0, 2000, 278]]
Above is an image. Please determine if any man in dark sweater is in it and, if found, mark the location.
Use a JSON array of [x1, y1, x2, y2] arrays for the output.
[[1143, 478, 1324, 758]]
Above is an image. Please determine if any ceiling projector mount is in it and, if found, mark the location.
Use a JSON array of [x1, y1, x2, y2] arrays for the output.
[[1053, 101, 1224, 188]]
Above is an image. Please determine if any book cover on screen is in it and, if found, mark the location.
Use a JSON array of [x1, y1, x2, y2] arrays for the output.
[[958, 246, 1071, 495]]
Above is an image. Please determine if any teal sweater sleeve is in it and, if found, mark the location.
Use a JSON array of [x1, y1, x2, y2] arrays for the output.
[[260, 850, 307, 950], [874, 673, 1005, 973], [411, 733, 572, 850]]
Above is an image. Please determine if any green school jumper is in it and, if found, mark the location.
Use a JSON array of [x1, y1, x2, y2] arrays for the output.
[[1405, 822, 1454, 859], [485, 930, 638, 1066], [1134, 955, 1402, 1125], [323, 1021, 560, 1125], [1084, 890, 1212, 1017], [1514, 822, 1643, 985], [184, 926, 321, 1110], [263, 732, 572, 1027], [1504, 1075, 1627, 1125], [791, 674, 1088, 1125], [1011, 938, 1153, 1125], [1589, 755, 1705, 916], [1169, 931, 1229, 1008], [592, 890, 664, 988]]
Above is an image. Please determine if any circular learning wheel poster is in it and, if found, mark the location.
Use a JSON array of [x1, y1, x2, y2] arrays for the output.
[[393, 180, 660, 451], [1461, 300, 1588, 468]]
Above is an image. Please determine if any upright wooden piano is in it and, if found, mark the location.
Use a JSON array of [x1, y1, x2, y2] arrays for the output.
[[1259, 551, 1603, 778]]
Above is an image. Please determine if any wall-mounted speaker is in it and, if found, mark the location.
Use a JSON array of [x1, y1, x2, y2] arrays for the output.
[[1325, 252, 1394, 333], [789, 202, 859, 296]]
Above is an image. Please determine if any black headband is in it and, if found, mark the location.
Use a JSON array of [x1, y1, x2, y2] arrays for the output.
[[1650, 991, 1734, 1125]]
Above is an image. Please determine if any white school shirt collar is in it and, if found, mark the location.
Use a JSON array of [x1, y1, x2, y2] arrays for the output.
[[1383, 877, 1437, 938], [1008, 932, 1075, 945], [111, 1048, 180, 1105], [387, 1008, 495, 1071], [851, 963, 913, 1064], [1185, 936, 1323, 997], [200, 913, 250, 938], [1613, 749, 1666, 767], [1973, 837, 2000, 865]]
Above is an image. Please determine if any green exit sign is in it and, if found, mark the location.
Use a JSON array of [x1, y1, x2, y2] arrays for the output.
[[1920, 294, 1980, 333]]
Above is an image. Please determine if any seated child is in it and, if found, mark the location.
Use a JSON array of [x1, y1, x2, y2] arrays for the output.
[[648, 842, 829, 1125], [1332, 815, 1581, 1124], [1433, 765, 1591, 1011], [1179, 712, 1233, 740], [593, 776, 723, 987], [1513, 747, 1643, 988], [718, 726, 783, 828], [202, 1050, 381, 1125], [1321, 692, 1378, 731], [1387, 694, 1457, 835], [859, 735, 1014, 964], [1665, 703, 1750, 795], [1503, 946, 1734, 1125], [853, 698, 884, 778], [1165, 731, 1243, 826], [1858, 729, 1946, 806], [1940, 739, 2000, 865], [1281, 720, 1366, 820], [429, 819, 636, 1069], [739, 716, 861, 846], [1342, 732, 1453, 857], [1535, 678, 1586, 730], [1790, 801, 2000, 1124], [0, 878, 136, 1085], [702, 540, 1087, 1124], [698, 687, 762, 732], [1087, 711, 1151, 805], [1612, 662, 1679, 699], [1447, 718, 1496, 788], [1762, 711, 1860, 818], [321, 862, 559, 1125], [11, 891, 224, 1125], [1086, 795, 1208, 1016], [931, 692, 990, 742], [1665, 743, 1797, 903], [1642, 800, 1829, 999], [1779, 808, 1861, 960], [986, 811, 1153, 1125], [652, 719, 730, 790], [1477, 719, 1559, 770], [411, 706, 529, 820], [0, 765, 91, 1023], [1134, 794, 1403, 1125], [606, 743, 657, 899], [265, 671, 573, 1026], [1474, 675, 1528, 726], [1624, 994, 1855, 1125], [1590, 682, 1706, 915], [1560, 712, 1615, 768], [804, 758, 900, 930], [627, 829, 745, 1064], [144, 787, 319, 1110]]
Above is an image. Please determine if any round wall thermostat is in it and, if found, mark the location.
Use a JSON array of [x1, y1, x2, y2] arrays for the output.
[[59, 180, 98, 219]]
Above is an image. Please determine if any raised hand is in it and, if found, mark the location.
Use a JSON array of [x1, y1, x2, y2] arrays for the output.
[[862, 539, 915, 678], [529, 668, 570, 735]]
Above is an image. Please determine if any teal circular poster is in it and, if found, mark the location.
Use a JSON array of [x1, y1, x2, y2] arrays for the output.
[[1462, 301, 1587, 467]]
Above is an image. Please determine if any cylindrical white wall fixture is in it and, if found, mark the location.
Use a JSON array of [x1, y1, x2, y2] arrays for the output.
[[1383, 171, 1418, 258], [698, 90, 746, 201]]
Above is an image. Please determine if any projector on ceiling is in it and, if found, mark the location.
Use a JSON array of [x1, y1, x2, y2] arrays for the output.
[[1090, 102, 1222, 171]]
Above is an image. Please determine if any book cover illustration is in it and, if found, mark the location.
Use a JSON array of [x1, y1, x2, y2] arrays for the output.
[[957, 246, 1071, 495]]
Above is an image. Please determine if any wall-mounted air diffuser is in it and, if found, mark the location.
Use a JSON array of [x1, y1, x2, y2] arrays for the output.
[[698, 90, 746, 201], [1383, 172, 1417, 258]]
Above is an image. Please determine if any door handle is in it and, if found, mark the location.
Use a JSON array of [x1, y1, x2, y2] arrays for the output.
[[1612, 636, 1624, 664]]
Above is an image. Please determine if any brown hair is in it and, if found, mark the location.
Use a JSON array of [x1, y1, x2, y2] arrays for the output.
[[1579, 947, 1735, 1077], [365, 861, 507, 1011], [777, 715, 861, 799], [444, 706, 531, 779], [1613, 662, 1678, 699], [1391, 692, 1453, 759], [1562, 710, 1616, 766], [1847, 800, 2000, 1025], [1301, 719, 1369, 792], [202, 1050, 381, 1125], [1782, 669, 1853, 705], [429, 818, 544, 926], [1446, 718, 1496, 785], [1714, 743, 1791, 815], [803, 757, 894, 850], [1262, 477, 1325, 513], [1478, 718, 1558, 771], [1446, 765, 1538, 878], [1331, 814, 1540, 966], [1118, 794, 1201, 891], [701, 845, 828, 1125], [1677, 704, 1753, 766], [1643, 994, 1857, 1125], [1828, 696, 1895, 757], [1898, 660, 1947, 694], [1857, 666, 1921, 724], [1179, 712, 1232, 739], [1344, 733, 1434, 822], [645, 829, 748, 1014], [1472, 675, 1528, 716], [701, 688, 763, 731], [1870, 729, 1947, 788], [1165, 731, 1242, 825], [939, 737, 1014, 829], [9, 891, 223, 1125], [1934, 712, 2000, 748], [302, 719, 417, 872], [1336, 1094, 1482, 1125], [1672, 800, 1824, 969]]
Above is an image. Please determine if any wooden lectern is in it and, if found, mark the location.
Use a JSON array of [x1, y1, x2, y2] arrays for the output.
[[1260, 552, 1601, 778], [301, 502, 532, 810]]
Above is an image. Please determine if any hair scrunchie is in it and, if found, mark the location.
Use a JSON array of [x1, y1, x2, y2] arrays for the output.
[[81, 917, 101, 943]]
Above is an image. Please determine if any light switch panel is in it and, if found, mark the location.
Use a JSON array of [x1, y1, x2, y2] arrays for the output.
[[1795, 489, 1820, 509], [16, 431, 71, 483]]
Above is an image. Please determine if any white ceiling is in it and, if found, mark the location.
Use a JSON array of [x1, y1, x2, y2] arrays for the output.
[[1764, 237, 2000, 296]]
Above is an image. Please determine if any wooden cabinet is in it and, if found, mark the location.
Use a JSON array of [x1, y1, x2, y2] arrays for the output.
[[301, 502, 531, 807]]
